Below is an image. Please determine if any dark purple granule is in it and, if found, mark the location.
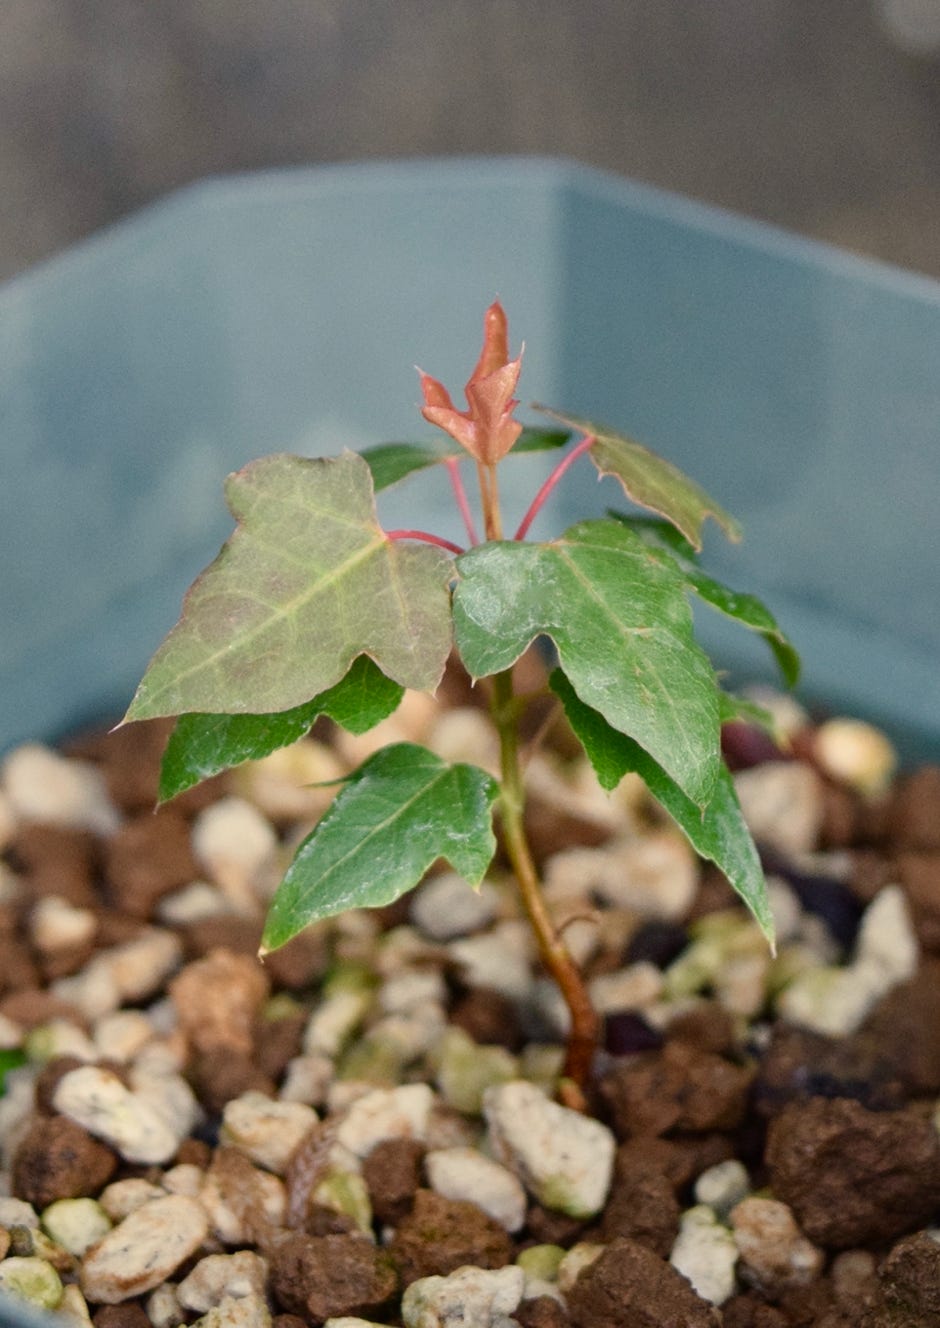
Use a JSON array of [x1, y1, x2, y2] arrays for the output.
[[721, 721, 789, 771], [604, 1011, 664, 1056], [759, 848, 863, 949], [625, 920, 689, 969]]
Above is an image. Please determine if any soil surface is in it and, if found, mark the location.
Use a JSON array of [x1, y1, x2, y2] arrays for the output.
[[0, 662, 938, 1327]]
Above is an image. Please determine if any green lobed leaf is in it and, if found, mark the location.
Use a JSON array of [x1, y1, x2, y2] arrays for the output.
[[534, 406, 741, 550], [157, 656, 404, 803], [550, 668, 773, 944], [454, 518, 721, 807], [260, 743, 498, 952], [362, 427, 570, 492], [610, 514, 800, 687], [125, 451, 453, 722]]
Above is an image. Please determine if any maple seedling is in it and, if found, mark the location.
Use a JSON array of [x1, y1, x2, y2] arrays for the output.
[[126, 301, 798, 1099]]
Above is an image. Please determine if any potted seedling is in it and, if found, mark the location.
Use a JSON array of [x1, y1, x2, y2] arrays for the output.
[[125, 300, 798, 1102]]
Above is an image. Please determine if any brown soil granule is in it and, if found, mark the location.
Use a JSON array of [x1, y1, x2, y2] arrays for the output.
[[766, 1097, 940, 1248], [600, 1039, 754, 1137], [104, 809, 200, 919], [12, 1114, 118, 1208], [360, 1136, 426, 1226], [565, 1236, 720, 1327], [599, 1159, 680, 1255], [267, 1230, 397, 1322], [387, 1187, 514, 1284]]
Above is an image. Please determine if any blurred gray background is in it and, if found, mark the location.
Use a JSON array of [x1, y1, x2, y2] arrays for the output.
[[2, 0, 939, 284]]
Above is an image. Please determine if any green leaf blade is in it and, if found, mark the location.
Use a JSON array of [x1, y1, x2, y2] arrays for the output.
[[611, 514, 801, 687], [535, 407, 741, 550], [454, 519, 721, 806], [125, 452, 453, 722], [550, 669, 773, 944], [157, 656, 405, 802], [260, 743, 498, 952]]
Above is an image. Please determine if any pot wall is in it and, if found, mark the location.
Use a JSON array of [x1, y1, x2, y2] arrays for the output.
[[1, 157, 938, 757]]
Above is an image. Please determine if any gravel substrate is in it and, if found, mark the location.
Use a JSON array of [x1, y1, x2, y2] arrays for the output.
[[0, 665, 938, 1327]]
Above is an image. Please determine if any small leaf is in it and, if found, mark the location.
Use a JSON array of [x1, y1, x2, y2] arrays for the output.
[[611, 514, 800, 687], [550, 669, 773, 944], [454, 518, 721, 806], [362, 428, 570, 492], [158, 656, 404, 802], [125, 452, 453, 722], [260, 743, 498, 952], [534, 406, 741, 550]]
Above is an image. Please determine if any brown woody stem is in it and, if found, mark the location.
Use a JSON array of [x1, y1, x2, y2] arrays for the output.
[[490, 667, 600, 1104]]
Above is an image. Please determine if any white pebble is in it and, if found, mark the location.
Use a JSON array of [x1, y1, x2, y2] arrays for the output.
[[0, 1196, 39, 1229], [29, 896, 97, 953], [220, 1092, 317, 1174], [448, 925, 534, 1001], [814, 718, 897, 797], [25, 1018, 97, 1064], [161, 1164, 205, 1198], [556, 1242, 605, 1293], [777, 885, 918, 1036], [52, 928, 183, 1019], [91, 1010, 155, 1063], [379, 967, 447, 1015], [588, 962, 663, 1015], [731, 1196, 823, 1295], [734, 762, 824, 858], [484, 1080, 615, 1219], [0, 789, 15, 852], [80, 1195, 209, 1303], [279, 1054, 334, 1106], [191, 1292, 271, 1328], [425, 1147, 527, 1232], [158, 881, 234, 925], [335, 1083, 434, 1157], [303, 989, 372, 1057], [191, 797, 278, 910], [855, 883, 918, 985], [545, 831, 698, 920], [199, 1168, 285, 1246], [0, 1255, 64, 1310], [669, 1204, 738, 1305], [401, 1264, 525, 1328], [694, 1160, 751, 1218], [52, 1066, 182, 1165], [147, 1284, 186, 1328], [177, 1251, 268, 1312], [1, 744, 120, 835], [41, 1197, 111, 1256], [97, 1179, 165, 1223], [58, 1283, 93, 1326], [410, 872, 500, 941]]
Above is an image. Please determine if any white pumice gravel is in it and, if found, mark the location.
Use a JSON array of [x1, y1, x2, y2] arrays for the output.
[[0, 1255, 64, 1310], [669, 1204, 739, 1306], [425, 1146, 528, 1232], [378, 966, 448, 1014], [79, 1194, 209, 1303], [734, 760, 825, 858], [1, 743, 121, 835], [483, 1080, 615, 1219], [220, 1092, 318, 1174], [29, 895, 97, 953], [400, 1263, 526, 1328], [776, 883, 918, 1036], [199, 1168, 286, 1247], [813, 716, 897, 796], [544, 830, 698, 920], [190, 1291, 272, 1328], [190, 796, 279, 910], [693, 1159, 751, 1218], [302, 988, 373, 1057], [335, 1083, 434, 1157], [52, 1065, 187, 1165], [176, 1250, 269, 1312], [40, 1197, 112, 1256], [448, 926, 534, 1002], [730, 1195, 824, 1295], [409, 871, 500, 940]]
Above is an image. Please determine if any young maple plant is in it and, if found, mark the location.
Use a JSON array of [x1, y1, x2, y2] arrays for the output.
[[125, 301, 798, 1098]]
